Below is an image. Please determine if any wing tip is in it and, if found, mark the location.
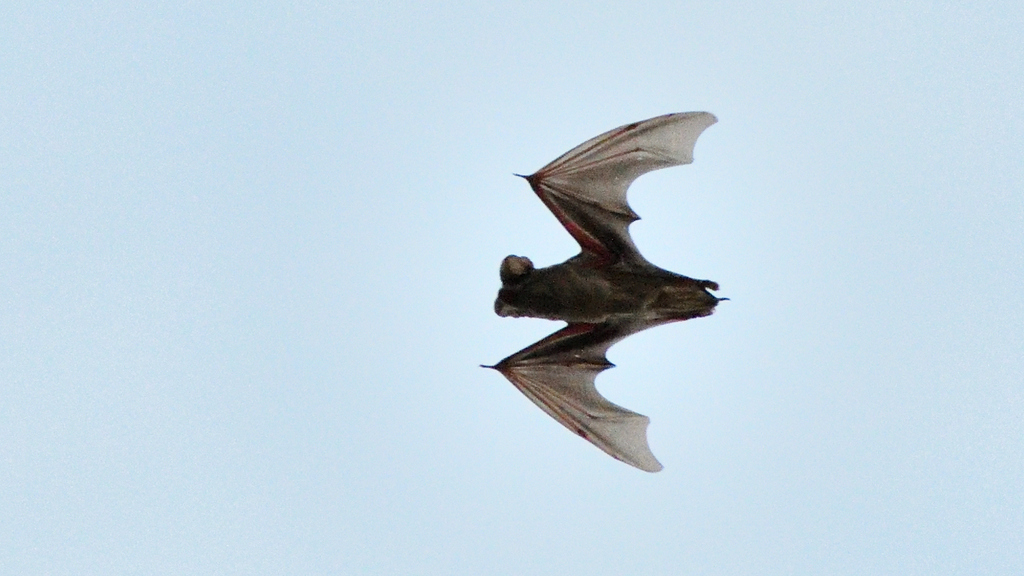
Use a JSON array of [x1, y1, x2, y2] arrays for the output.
[[663, 111, 718, 140], [641, 461, 665, 473], [622, 446, 664, 473], [669, 110, 717, 124], [613, 449, 663, 473]]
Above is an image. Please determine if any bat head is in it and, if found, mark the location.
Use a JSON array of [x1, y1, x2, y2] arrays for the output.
[[495, 255, 535, 318]]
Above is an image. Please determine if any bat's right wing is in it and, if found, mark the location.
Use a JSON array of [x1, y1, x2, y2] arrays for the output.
[[485, 322, 665, 472], [522, 112, 717, 265]]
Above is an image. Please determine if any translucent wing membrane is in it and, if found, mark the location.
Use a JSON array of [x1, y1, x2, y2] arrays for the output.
[[489, 322, 664, 472], [524, 112, 717, 264]]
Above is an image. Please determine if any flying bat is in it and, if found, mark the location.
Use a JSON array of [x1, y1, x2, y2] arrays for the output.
[[484, 112, 724, 472]]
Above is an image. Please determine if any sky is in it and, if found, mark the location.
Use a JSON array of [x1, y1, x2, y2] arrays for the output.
[[2, 1, 1022, 574]]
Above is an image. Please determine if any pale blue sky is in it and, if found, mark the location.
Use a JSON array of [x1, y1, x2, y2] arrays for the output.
[[2, 2, 1022, 574]]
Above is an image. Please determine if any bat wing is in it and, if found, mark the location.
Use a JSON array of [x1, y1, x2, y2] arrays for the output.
[[522, 112, 717, 264], [487, 321, 667, 472]]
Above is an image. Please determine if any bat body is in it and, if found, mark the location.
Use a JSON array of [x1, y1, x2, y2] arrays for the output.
[[486, 112, 723, 472]]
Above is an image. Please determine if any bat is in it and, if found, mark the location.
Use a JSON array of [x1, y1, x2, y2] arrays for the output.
[[484, 112, 724, 472]]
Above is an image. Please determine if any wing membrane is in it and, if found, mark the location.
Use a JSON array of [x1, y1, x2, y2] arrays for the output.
[[488, 322, 664, 472], [524, 112, 717, 263]]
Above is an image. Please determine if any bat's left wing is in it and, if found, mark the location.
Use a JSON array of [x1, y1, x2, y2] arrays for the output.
[[522, 112, 717, 265], [485, 321, 666, 472]]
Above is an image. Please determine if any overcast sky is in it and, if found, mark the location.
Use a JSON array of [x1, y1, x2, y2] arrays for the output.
[[2, 2, 1022, 574]]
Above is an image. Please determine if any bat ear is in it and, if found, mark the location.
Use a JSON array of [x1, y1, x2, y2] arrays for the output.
[[500, 255, 534, 284]]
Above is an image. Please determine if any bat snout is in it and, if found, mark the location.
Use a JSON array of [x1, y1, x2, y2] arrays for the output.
[[494, 298, 512, 317], [494, 296, 522, 318]]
